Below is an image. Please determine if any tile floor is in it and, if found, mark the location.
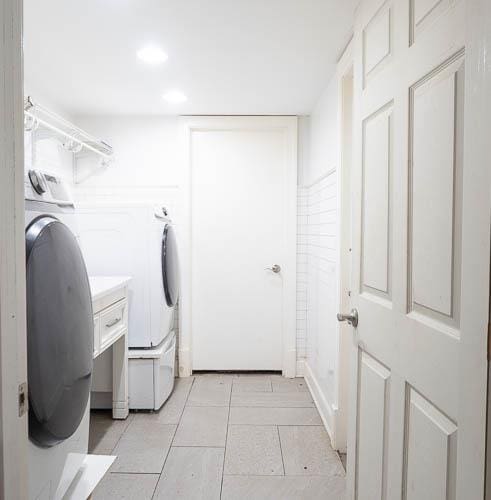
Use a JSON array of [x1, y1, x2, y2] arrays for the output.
[[89, 374, 346, 500]]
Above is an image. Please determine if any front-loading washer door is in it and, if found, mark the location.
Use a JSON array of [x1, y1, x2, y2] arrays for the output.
[[161, 224, 180, 307], [26, 215, 93, 447]]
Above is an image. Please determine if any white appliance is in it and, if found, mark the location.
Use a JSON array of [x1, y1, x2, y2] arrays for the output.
[[25, 170, 92, 500], [128, 331, 176, 410], [76, 204, 179, 410]]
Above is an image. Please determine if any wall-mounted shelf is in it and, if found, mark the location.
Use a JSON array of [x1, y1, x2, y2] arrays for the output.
[[24, 96, 114, 168]]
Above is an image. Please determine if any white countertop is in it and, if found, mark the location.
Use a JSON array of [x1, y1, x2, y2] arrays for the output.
[[89, 276, 132, 301]]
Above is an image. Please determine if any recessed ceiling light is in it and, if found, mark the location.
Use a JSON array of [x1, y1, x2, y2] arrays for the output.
[[163, 90, 188, 104], [137, 46, 168, 65]]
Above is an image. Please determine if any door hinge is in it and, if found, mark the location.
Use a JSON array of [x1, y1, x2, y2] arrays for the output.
[[18, 382, 27, 417]]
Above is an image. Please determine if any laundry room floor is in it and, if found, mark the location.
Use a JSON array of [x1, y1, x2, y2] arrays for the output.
[[89, 374, 346, 500]]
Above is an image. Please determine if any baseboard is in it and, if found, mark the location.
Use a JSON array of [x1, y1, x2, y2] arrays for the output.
[[178, 347, 192, 377], [304, 362, 337, 445]]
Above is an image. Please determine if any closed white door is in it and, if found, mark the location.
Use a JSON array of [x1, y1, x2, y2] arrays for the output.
[[345, 0, 490, 498], [185, 117, 297, 372]]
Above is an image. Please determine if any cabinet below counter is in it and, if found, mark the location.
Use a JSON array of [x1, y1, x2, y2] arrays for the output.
[[89, 276, 131, 419]]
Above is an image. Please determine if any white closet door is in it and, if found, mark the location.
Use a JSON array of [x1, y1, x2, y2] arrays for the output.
[[345, 0, 490, 498], [185, 116, 297, 372]]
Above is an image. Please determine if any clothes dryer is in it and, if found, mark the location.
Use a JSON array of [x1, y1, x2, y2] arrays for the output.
[[76, 204, 179, 409], [25, 170, 93, 500]]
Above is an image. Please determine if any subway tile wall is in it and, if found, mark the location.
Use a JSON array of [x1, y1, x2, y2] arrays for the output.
[[296, 187, 309, 374], [298, 172, 338, 404]]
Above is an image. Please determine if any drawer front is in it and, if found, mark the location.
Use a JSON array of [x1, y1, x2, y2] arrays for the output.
[[100, 299, 127, 350], [93, 315, 101, 357]]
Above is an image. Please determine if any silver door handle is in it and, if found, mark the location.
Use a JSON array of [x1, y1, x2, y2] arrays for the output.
[[265, 264, 281, 273], [337, 309, 358, 328], [106, 317, 122, 328]]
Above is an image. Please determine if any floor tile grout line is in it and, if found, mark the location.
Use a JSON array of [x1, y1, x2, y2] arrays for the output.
[[174, 376, 195, 422], [170, 445, 226, 449], [219, 386, 232, 500], [185, 405, 230, 408], [226, 405, 317, 408], [108, 413, 135, 455], [276, 425, 286, 476], [221, 472, 346, 477], [227, 423, 324, 427], [109, 471, 161, 476], [167, 376, 196, 450], [150, 376, 196, 500], [149, 423, 178, 499]]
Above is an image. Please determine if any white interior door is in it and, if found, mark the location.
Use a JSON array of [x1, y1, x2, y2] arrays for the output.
[[346, 0, 490, 498], [184, 116, 297, 372], [0, 0, 28, 498]]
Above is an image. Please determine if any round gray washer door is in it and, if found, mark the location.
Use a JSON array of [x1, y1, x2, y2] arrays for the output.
[[162, 224, 180, 307], [26, 215, 93, 447]]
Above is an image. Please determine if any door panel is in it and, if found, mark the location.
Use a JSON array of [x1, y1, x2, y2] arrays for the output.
[[361, 102, 393, 299], [409, 52, 464, 327], [347, 0, 488, 498], [404, 388, 457, 500], [356, 351, 390, 500], [363, 2, 393, 86], [410, 0, 453, 44]]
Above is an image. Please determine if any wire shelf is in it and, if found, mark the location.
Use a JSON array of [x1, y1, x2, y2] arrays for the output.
[[24, 96, 114, 164]]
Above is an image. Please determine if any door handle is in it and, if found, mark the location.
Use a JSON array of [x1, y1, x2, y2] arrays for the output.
[[106, 317, 122, 328], [337, 308, 358, 328], [265, 264, 281, 273]]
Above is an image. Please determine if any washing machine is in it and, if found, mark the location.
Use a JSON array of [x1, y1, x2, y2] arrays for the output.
[[128, 207, 179, 410], [25, 169, 93, 500], [75, 204, 179, 410]]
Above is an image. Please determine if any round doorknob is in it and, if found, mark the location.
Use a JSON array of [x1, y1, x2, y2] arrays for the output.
[[337, 308, 358, 328]]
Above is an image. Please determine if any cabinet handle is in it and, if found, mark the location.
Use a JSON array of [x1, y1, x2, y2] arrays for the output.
[[106, 317, 122, 328]]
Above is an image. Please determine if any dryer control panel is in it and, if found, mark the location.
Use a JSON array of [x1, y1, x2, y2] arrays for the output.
[[25, 169, 74, 206]]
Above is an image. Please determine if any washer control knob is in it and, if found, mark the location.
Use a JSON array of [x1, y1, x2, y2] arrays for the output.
[[28, 170, 47, 195]]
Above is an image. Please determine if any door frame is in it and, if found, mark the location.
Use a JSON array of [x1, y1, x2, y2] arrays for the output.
[[334, 40, 354, 452], [0, 0, 28, 498], [178, 116, 298, 377]]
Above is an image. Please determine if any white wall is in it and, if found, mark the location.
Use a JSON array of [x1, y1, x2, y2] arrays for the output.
[[73, 116, 180, 189], [71, 116, 182, 220], [305, 78, 339, 185], [299, 74, 341, 438]]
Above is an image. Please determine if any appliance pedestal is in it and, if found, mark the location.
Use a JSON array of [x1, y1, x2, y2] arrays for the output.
[[128, 331, 176, 410]]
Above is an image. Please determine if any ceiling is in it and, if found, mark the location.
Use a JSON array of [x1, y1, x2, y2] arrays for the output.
[[23, 0, 356, 116]]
